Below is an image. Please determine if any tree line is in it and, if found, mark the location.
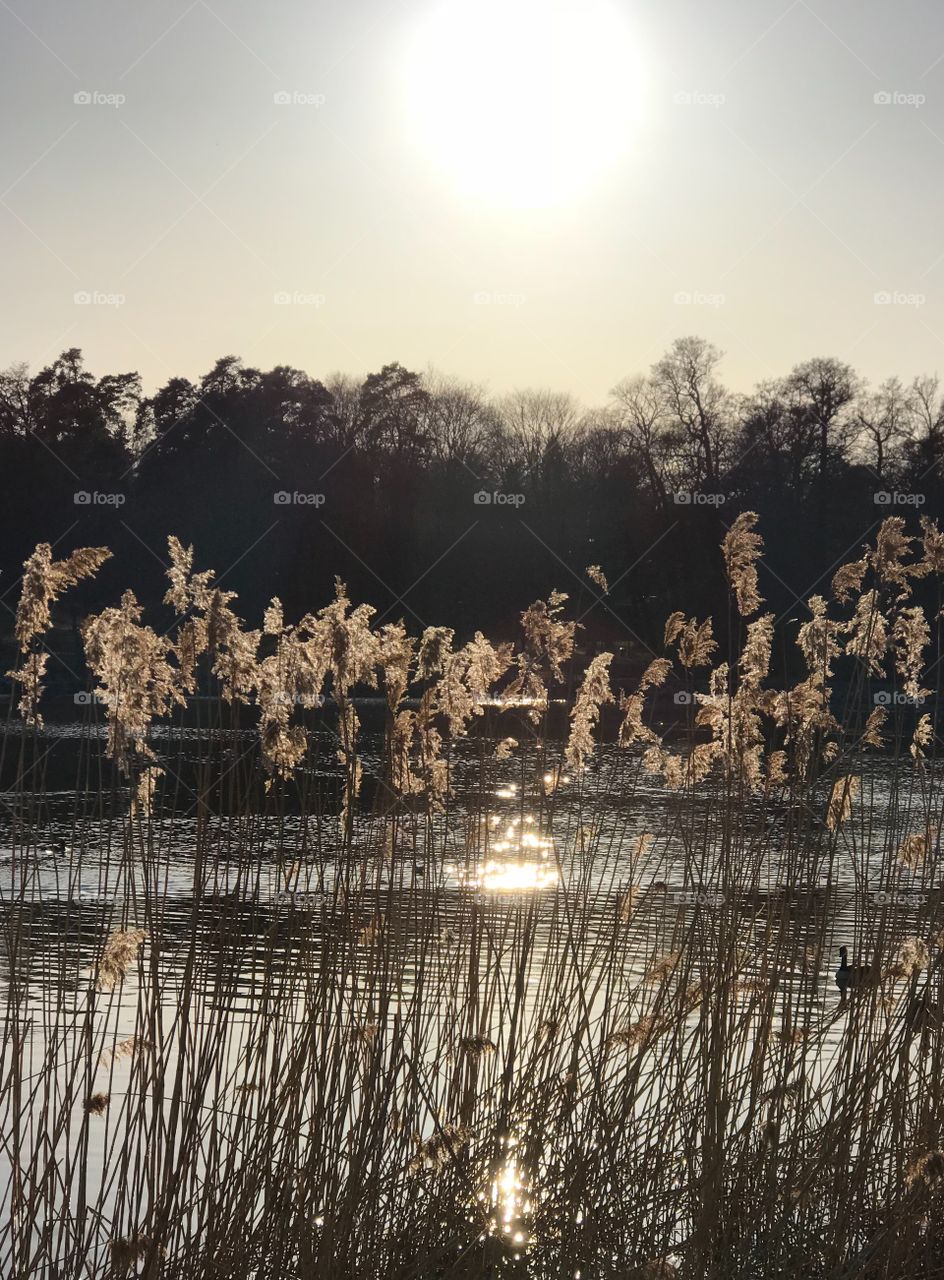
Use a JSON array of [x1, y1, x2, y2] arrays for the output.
[[1, 337, 942, 679]]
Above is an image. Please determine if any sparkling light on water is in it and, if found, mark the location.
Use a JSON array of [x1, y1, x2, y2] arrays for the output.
[[460, 808, 559, 892]]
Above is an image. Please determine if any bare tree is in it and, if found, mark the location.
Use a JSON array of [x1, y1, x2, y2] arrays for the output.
[[650, 336, 731, 490], [783, 356, 861, 477], [0, 362, 34, 439], [853, 377, 914, 480], [323, 372, 364, 452], [421, 372, 499, 476], [495, 388, 581, 482], [909, 374, 944, 443], [610, 374, 672, 509]]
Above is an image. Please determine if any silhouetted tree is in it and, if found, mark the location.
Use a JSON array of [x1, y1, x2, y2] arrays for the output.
[[6, 340, 944, 679]]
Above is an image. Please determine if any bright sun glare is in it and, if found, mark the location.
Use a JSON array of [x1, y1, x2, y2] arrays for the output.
[[404, 0, 643, 208]]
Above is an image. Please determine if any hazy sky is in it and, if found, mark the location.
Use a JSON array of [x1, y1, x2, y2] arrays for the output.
[[2, 0, 943, 404]]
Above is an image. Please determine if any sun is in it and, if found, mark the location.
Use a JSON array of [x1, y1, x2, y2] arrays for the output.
[[403, 0, 644, 208]]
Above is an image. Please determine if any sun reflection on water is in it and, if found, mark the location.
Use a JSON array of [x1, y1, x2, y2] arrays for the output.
[[473, 861, 560, 891], [460, 808, 559, 892], [493, 1153, 529, 1243], [477, 1136, 533, 1251]]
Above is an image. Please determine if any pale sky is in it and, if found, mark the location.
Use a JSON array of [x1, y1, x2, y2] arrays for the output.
[[2, 0, 943, 404]]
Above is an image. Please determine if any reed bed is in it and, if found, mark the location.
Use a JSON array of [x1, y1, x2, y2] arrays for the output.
[[2, 516, 944, 1277]]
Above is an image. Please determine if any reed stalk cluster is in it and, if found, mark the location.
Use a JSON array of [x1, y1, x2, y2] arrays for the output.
[[2, 516, 944, 1277]]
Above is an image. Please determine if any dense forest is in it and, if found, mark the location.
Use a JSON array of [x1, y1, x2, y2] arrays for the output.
[[2, 336, 942, 687]]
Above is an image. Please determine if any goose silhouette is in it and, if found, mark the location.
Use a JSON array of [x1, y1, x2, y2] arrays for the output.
[[835, 946, 869, 998]]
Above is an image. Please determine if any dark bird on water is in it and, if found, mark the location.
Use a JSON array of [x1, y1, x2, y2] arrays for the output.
[[40, 840, 70, 857], [835, 946, 870, 997]]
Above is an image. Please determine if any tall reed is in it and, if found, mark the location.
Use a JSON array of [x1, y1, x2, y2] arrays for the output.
[[1, 517, 944, 1278]]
